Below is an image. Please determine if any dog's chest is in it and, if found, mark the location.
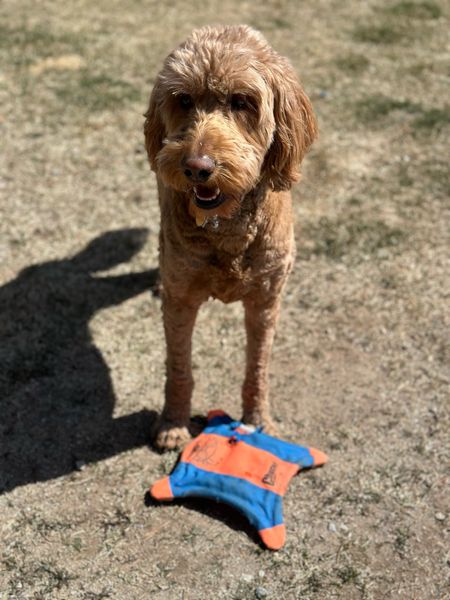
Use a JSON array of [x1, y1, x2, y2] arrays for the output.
[[162, 203, 293, 303], [200, 238, 286, 303]]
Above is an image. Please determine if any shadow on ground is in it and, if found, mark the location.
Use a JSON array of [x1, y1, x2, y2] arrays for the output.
[[0, 228, 159, 493], [144, 491, 263, 548]]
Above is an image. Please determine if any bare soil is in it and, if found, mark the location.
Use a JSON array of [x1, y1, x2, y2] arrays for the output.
[[1, 1, 449, 599]]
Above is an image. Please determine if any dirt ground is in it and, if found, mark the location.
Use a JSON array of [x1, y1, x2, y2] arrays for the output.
[[1, 1, 449, 598]]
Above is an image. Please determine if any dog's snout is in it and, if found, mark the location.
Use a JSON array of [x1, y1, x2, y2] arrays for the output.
[[184, 155, 215, 182]]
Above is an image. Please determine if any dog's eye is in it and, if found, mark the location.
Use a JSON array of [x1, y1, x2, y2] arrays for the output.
[[230, 94, 250, 111], [179, 94, 193, 110]]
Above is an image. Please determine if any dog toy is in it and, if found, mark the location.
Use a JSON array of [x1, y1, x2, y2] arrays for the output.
[[150, 410, 328, 550]]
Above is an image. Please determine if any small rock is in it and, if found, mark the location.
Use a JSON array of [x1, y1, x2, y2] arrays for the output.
[[241, 574, 254, 584], [435, 512, 446, 522], [255, 587, 268, 599], [328, 521, 337, 533]]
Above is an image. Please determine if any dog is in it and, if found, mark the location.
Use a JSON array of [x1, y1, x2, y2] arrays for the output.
[[144, 25, 317, 449]]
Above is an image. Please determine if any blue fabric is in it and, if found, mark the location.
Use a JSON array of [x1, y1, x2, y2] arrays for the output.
[[169, 462, 283, 531], [205, 415, 315, 467]]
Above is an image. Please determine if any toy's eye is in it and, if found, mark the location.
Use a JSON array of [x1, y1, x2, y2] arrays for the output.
[[179, 93, 193, 110], [230, 94, 251, 111]]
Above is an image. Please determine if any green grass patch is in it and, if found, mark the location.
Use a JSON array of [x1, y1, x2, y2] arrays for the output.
[[250, 16, 292, 31], [355, 94, 419, 122], [394, 527, 410, 556], [53, 71, 140, 111], [0, 24, 84, 64], [305, 572, 322, 592], [33, 562, 77, 595], [412, 107, 450, 131], [355, 94, 450, 133], [386, 1, 442, 19], [335, 53, 370, 74], [398, 164, 414, 187], [352, 3, 439, 46], [421, 160, 450, 197], [408, 62, 431, 76], [300, 216, 406, 261], [272, 18, 292, 29], [352, 23, 406, 44], [337, 565, 360, 584]]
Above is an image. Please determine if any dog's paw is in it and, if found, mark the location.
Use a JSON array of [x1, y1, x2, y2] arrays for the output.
[[152, 418, 192, 451], [242, 413, 279, 436], [260, 418, 279, 436]]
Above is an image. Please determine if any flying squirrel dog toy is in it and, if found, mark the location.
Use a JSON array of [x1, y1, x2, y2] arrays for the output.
[[150, 410, 328, 550]]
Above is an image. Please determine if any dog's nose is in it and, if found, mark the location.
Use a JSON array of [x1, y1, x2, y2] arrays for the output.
[[184, 155, 215, 182]]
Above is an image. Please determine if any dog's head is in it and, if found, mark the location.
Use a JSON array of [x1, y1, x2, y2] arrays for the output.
[[144, 25, 317, 223]]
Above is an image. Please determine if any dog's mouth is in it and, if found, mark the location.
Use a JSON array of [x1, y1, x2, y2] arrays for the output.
[[193, 185, 226, 210]]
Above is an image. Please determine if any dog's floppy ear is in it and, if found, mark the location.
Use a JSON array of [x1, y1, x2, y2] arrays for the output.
[[263, 60, 317, 192], [143, 83, 165, 171]]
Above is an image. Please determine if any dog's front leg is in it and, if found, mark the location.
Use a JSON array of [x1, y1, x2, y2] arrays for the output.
[[241, 294, 282, 434], [153, 290, 201, 450]]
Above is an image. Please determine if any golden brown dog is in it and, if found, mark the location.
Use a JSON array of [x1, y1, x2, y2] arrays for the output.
[[144, 25, 317, 449]]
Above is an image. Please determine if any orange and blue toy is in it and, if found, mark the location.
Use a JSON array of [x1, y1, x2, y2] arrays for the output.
[[150, 410, 328, 550]]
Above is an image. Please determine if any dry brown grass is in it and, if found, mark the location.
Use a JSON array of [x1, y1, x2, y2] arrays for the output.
[[1, 1, 449, 599]]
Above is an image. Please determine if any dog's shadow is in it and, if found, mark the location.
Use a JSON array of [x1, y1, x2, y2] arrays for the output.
[[0, 228, 160, 493]]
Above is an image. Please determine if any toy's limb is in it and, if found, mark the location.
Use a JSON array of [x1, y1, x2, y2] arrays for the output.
[[151, 476, 174, 500], [259, 524, 286, 550], [309, 447, 328, 467]]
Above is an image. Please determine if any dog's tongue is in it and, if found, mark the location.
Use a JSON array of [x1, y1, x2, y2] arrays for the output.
[[194, 185, 219, 201]]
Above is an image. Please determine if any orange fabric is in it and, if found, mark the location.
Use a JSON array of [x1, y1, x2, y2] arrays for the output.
[[259, 524, 286, 550], [181, 433, 299, 496], [151, 476, 173, 500], [309, 447, 328, 467]]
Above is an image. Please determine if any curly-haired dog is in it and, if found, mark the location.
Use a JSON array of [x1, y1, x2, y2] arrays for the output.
[[144, 25, 317, 449]]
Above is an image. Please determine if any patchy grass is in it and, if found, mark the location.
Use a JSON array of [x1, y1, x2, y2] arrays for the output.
[[351, 3, 440, 47], [394, 527, 412, 558], [354, 94, 449, 133], [355, 95, 420, 121], [385, 1, 442, 19], [335, 53, 370, 74], [34, 563, 77, 594], [412, 106, 450, 131], [2, 556, 77, 597], [269, 17, 293, 30], [300, 216, 406, 261], [337, 565, 360, 585], [52, 71, 141, 111], [421, 160, 450, 197], [352, 23, 407, 44], [397, 164, 414, 187], [0, 24, 85, 65]]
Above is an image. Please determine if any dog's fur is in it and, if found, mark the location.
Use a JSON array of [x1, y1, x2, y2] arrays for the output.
[[144, 25, 317, 449]]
